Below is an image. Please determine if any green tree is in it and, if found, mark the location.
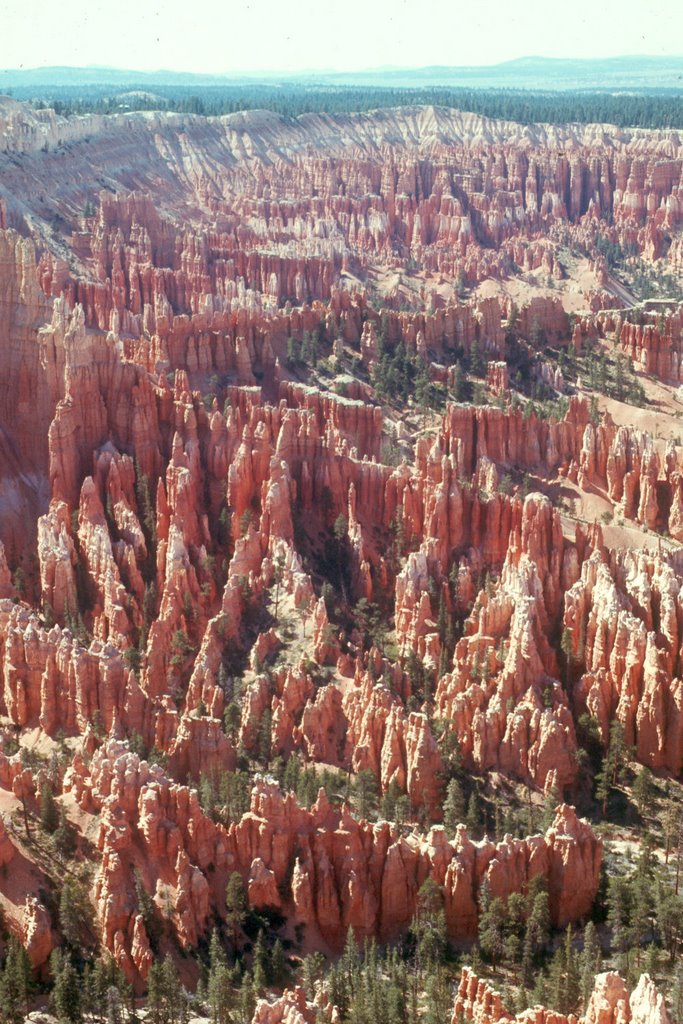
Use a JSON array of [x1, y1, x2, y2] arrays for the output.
[[560, 627, 575, 685], [560, 926, 580, 1014], [478, 885, 506, 969], [580, 921, 602, 1005], [469, 340, 485, 377], [225, 872, 246, 948], [632, 767, 656, 818], [54, 806, 77, 858], [353, 770, 379, 821], [506, 303, 519, 338], [134, 871, 161, 952], [379, 778, 398, 820], [413, 879, 448, 973], [270, 939, 287, 986], [51, 951, 82, 1024], [595, 719, 630, 815], [424, 967, 453, 1024], [59, 878, 93, 951], [656, 886, 683, 961], [257, 707, 272, 767], [302, 951, 325, 1001], [465, 790, 482, 838], [661, 796, 681, 865], [271, 552, 286, 619], [530, 316, 546, 349], [333, 514, 348, 542], [443, 778, 466, 836], [147, 957, 187, 1024], [39, 780, 59, 834], [1, 936, 33, 1023], [525, 884, 551, 958], [451, 361, 466, 402], [235, 972, 256, 1024], [104, 984, 125, 1024], [207, 930, 235, 1024], [630, 846, 655, 966], [252, 931, 268, 994], [670, 963, 683, 1024], [607, 875, 631, 972]]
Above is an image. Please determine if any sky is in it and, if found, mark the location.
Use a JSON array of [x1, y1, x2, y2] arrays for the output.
[[1, 0, 682, 74]]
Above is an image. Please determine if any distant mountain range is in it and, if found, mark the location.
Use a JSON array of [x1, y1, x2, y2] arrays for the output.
[[1, 55, 683, 95]]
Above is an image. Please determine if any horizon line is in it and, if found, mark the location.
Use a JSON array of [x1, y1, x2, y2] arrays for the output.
[[1, 53, 683, 79]]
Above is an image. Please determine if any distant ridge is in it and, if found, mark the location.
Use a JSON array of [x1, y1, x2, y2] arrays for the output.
[[2, 55, 683, 93]]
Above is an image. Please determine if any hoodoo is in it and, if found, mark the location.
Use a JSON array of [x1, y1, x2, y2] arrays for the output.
[[0, 72, 681, 1024]]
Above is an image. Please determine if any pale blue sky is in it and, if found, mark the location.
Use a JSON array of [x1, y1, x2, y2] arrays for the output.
[[1, 0, 681, 74]]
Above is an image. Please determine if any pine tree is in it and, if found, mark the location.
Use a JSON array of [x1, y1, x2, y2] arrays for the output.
[[147, 956, 187, 1024], [257, 708, 272, 767], [423, 967, 453, 1024], [632, 767, 655, 818], [443, 778, 466, 836], [465, 791, 482, 838], [661, 797, 681, 865], [1, 936, 33, 1023], [413, 879, 448, 973], [478, 892, 506, 968], [469, 340, 485, 377], [580, 921, 602, 1005], [133, 871, 161, 952], [560, 627, 575, 685], [594, 764, 611, 817], [563, 926, 581, 1013], [51, 950, 82, 1024], [80, 963, 97, 1019], [302, 951, 325, 1001], [380, 779, 402, 821], [656, 884, 683, 961], [225, 872, 246, 948], [341, 927, 360, 991], [106, 986, 124, 1024], [40, 780, 59, 833], [235, 972, 256, 1024], [525, 887, 551, 958], [607, 875, 631, 969], [271, 552, 286, 618], [146, 960, 164, 1024], [207, 930, 234, 1024], [521, 929, 535, 989], [532, 971, 547, 1007], [270, 939, 287, 986], [252, 931, 268, 994], [644, 943, 659, 979], [353, 770, 379, 820], [630, 856, 654, 966], [59, 878, 92, 950], [54, 806, 77, 858], [547, 938, 567, 1012], [451, 361, 466, 402], [670, 963, 683, 1024]]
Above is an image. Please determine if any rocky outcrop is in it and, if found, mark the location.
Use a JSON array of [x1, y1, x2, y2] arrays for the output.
[[21, 897, 55, 970], [251, 988, 317, 1024], [0, 812, 15, 868], [1, 97, 683, 996], [0, 228, 52, 554], [63, 741, 600, 979], [434, 493, 579, 792], [451, 968, 669, 1024], [563, 547, 683, 772], [618, 309, 683, 383]]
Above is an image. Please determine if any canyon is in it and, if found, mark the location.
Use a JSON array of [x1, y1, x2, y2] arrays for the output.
[[0, 94, 682, 1020]]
